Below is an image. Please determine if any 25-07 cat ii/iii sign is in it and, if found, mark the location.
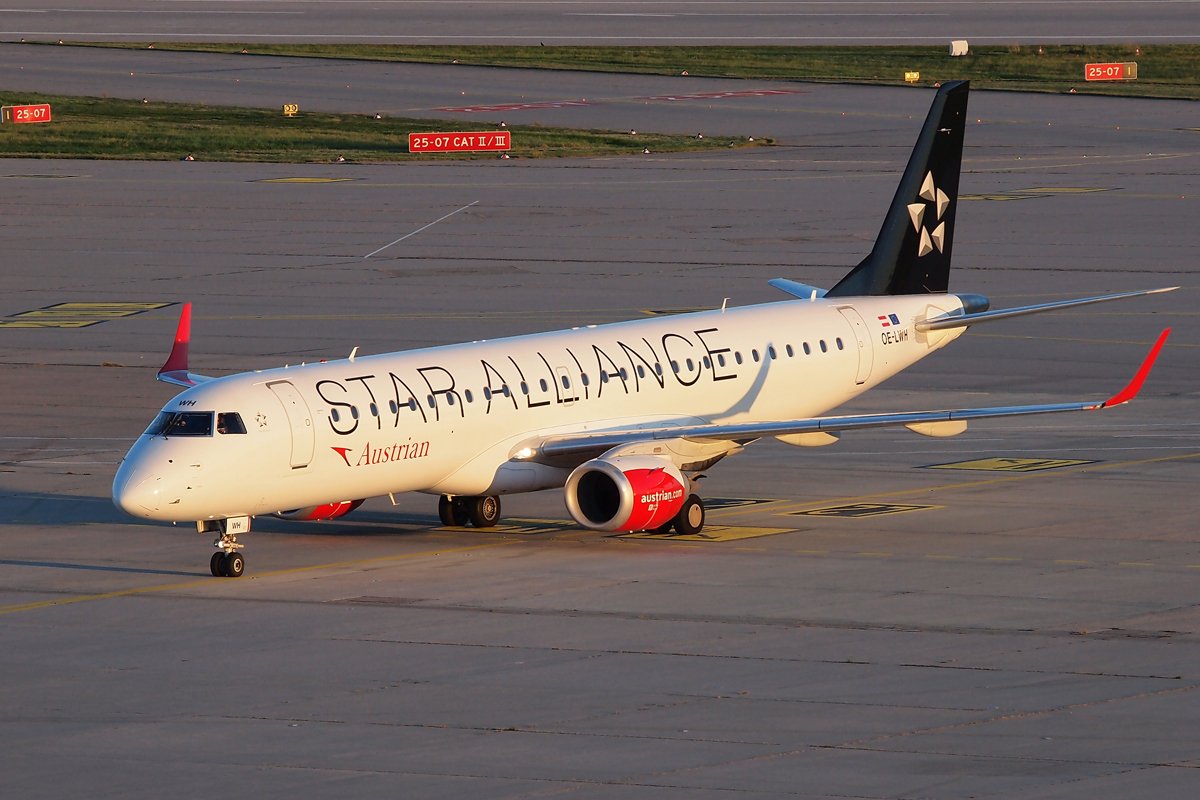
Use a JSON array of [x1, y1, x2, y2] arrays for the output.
[[409, 131, 510, 153]]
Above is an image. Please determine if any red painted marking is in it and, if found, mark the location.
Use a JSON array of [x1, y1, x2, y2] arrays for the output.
[[1103, 329, 1170, 407], [637, 89, 807, 102], [408, 131, 511, 153], [439, 88, 804, 113], [438, 100, 591, 113], [3, 103, 52, 124]]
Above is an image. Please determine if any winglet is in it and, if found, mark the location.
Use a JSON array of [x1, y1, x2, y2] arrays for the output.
[[157, 303, 211, 388], [160, 303, 191, 375], [1100, 329, 1171, 408]]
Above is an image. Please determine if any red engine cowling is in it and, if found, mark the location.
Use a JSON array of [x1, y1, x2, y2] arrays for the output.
[[274, 499, 364, 521], [564, 455, 687, 532]]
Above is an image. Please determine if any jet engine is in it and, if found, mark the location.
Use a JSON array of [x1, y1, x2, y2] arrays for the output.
[[274, 499, 364, 521], [564, 455, 688, 532]]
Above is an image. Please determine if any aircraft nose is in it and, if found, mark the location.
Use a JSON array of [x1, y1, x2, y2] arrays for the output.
[[112, 460, 162, 517]]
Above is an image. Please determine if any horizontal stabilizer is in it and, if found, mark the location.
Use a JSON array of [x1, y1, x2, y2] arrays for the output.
[[768, 279, 827, 300], [919, 287, 1178, 332]]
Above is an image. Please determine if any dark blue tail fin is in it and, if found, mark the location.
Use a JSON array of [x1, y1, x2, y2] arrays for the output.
[[826, 80, 969, 297]]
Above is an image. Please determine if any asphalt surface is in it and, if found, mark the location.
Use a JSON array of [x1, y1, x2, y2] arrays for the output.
[[2, 1, 1200, 44], [2, 46, 1199, 800]]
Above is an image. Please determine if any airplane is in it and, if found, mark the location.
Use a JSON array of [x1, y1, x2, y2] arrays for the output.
[[112, 80, 1175, 578]]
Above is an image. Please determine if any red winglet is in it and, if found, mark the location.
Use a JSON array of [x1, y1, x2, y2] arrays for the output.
[[158, 302, 192, 379], [1103, 328, 1170, 408]]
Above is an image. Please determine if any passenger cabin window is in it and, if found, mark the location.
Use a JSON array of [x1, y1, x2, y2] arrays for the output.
[[216, 412, 247, 435], [147, 411, 214, 437]]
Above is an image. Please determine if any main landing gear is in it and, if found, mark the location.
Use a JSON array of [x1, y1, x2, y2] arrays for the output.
[[653, 494, 706, 536], [438, 495, 502, 528], [199, 516, 250, 578]]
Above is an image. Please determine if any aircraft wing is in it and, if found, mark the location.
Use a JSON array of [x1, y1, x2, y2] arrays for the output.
[[519, 329, 1170, 465], [918, 287, 1177, 332], [157, 303, 215, 388]]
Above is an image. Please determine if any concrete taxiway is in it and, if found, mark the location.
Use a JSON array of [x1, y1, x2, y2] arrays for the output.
[[2, 0, 1200, 44], [1, 73, 1198, 798]]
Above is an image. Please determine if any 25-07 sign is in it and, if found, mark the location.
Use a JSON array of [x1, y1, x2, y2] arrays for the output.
[[2, 104, 52, 124]]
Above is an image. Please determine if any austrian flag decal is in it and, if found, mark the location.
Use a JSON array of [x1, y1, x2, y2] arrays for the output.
[[878, 313, 901, 327]]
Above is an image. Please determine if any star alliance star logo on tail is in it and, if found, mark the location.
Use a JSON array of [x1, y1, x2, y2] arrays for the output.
[[907, 170, 950, 258]]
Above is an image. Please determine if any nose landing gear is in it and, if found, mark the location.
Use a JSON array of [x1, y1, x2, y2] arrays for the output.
[[199, 516, 250, 578]]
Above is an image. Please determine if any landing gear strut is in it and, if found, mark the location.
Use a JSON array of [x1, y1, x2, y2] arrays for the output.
[[438, 495, 501, 528], [200, 516, 250, 578]]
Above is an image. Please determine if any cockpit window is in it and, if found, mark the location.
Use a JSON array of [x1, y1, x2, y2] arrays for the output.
[[145, 411, 214, 437], [217, 412, 247, 435]]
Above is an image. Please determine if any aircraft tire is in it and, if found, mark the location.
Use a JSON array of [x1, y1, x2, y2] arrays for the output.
[[438, 495, 469, 526], [674, 495, 705, 535], [210, 552, 225, 577], [467, 495, 501, 528], [223, 552, 245, 578]]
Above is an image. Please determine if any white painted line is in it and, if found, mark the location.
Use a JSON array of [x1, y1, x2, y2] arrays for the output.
[[363, 201, 478, 259]]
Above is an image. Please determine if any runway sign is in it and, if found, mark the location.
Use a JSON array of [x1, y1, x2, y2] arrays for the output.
[[2, 104, 52, 124], [1085, 62, 1137, 81], [409, 131, 511, 153]]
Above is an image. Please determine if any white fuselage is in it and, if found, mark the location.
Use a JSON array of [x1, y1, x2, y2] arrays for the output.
[[112, 294, 966, 522]]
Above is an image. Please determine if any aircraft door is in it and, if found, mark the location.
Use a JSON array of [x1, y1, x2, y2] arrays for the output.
[[836, 307, 874, 385], [267, 380, 315, 468]]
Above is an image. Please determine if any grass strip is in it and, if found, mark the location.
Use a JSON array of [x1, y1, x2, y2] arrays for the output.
[[64, 42, 1200, 100], [0, 94, 757, 162]]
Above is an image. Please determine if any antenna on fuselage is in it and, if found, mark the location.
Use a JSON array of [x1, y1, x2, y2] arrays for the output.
[[349, 346, 358, 362]]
